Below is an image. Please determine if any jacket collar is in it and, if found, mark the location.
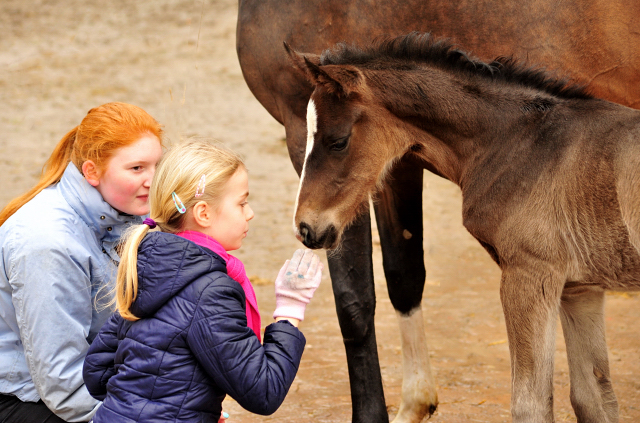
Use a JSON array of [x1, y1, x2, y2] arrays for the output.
[[58, 162, 141, 255]]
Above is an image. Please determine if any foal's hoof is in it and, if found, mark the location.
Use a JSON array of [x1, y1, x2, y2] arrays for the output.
[[390, 400, 438, 423], [428, 403, 437, 416]]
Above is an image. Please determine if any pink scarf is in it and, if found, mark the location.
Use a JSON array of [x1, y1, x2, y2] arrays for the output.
[[177, 231, 262, 342]]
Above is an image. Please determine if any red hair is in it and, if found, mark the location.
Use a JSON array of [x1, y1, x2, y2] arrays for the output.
[[0, 102, 163, 226]]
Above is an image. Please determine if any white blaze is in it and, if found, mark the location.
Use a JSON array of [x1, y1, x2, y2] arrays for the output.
[[293, 100, 318, 234], [304, 100, 317, 161]]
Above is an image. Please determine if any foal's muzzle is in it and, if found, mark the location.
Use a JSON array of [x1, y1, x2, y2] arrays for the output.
[[297, 222, 338, 250]]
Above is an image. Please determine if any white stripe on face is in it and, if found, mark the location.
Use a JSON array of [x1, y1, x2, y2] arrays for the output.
[[305, 99, 317, 161], [293, 99, 318, 234]]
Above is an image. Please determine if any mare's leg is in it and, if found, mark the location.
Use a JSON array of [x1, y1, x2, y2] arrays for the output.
[[373, 157, 437, 423], [500, 266, 563, 423], [285, 117, 388, 423], [327, 209, 389, 423], [560, 285, 618, 423]]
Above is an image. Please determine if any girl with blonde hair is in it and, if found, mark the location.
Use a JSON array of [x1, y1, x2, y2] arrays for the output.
[[0, 102, 163, 422], [83, 139, 323, 423]]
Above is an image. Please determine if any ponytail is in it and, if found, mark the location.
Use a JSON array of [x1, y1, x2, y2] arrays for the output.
[[0, 128, 77, 226], [115, 224, 151, 321]]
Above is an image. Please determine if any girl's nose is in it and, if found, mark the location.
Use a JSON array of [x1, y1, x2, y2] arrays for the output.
[[143, 168, 155, 187], [246, 205, 255, 221]]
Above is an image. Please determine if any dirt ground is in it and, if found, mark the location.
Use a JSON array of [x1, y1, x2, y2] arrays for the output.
[[1, 1, 639, 422]]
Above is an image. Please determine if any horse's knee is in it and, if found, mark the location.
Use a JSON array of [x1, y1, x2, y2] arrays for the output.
[[334, 292, 374, 343]]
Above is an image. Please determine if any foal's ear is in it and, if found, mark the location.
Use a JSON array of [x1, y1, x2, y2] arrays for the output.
[[284, 42, 361, 97], [284, 42, 320, 67], [284, 42, 321, 82], [308, 63, 362, 98]]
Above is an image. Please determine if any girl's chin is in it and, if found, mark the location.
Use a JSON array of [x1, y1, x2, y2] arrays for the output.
[[225, 241, 243, 251], [133, 201, 151, 216], [108, 199, 150, 216], [126, 206, 150, 216]]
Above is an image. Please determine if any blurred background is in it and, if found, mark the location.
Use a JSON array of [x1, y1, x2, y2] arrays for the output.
[[1, 1, 638, 421]]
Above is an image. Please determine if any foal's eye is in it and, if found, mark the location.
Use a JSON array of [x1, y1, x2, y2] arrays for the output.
[[330, 135, 350, 152]]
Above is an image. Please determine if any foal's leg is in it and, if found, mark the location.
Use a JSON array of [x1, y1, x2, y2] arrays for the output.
[[374, 158, 437, 423], [328, 209, 389, 423], [560, 285, 618, 423], [500, 267, 563, 423]]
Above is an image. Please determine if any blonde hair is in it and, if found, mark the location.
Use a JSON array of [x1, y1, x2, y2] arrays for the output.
[[0, 102, 163, 226], [116, 139, 246, 321]]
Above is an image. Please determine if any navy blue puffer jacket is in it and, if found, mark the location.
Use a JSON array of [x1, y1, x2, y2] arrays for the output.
[[83, 232, 306, 422]]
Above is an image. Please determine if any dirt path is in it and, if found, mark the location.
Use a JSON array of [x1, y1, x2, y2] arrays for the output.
[[1, 1, 638, 422]]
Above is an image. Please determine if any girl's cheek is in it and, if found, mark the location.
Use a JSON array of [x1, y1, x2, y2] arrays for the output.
[[118, 176, 140, 195]]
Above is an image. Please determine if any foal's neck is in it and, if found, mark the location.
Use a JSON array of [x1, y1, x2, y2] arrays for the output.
[[383, 68, 546, 185]]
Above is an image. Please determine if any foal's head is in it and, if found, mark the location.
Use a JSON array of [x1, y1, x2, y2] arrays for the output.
[[287, 32, 590, 249], [286, 41, 413, 249]]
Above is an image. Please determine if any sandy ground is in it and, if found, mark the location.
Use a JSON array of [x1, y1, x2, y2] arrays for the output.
[[1, 1, 639, 422]]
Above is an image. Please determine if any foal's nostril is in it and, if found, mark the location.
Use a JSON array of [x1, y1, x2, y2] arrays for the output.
[[298, 222, 337, 249], [299, 222, 314, 248]]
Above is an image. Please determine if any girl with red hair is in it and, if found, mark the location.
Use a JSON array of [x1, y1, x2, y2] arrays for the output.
[[0, 102, 163, 422]]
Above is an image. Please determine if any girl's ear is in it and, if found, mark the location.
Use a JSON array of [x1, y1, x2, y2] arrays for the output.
[[192, 200, 213, 228], [82, 160, 100, 187]]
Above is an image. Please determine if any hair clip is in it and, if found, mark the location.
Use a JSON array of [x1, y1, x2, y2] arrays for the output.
[[172, 192, 186, 214], [195, 174, 206, 197]]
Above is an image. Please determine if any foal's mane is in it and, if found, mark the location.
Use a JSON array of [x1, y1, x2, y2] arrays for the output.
[[320, 32, 592, 100]]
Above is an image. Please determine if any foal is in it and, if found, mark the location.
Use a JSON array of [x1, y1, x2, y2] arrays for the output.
[[288, 32, 640, 423]]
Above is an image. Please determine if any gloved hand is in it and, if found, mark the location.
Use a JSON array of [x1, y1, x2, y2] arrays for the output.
[[273, 249, 323, 321]]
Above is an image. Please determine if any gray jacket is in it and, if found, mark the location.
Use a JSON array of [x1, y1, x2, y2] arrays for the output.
[[0, 162, 141, 422]]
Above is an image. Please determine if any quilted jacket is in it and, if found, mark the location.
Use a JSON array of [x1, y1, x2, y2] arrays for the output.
[[82, 232, 306, 422]]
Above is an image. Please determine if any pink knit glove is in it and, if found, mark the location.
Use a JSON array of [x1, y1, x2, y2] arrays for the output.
[[273, 249, 323, 321]]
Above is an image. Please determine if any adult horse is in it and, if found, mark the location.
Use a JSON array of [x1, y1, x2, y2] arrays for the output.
[[288, 32, 640, 423], [236, 1, 640, 422]]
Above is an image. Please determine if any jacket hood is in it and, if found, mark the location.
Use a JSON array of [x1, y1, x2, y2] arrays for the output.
[[130, 231, 228, 318]]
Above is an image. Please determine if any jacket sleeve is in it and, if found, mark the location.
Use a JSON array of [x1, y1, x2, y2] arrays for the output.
[[6, 231, 101, 422], [186, 276, 306, 415], [83, 313, 121, 401]]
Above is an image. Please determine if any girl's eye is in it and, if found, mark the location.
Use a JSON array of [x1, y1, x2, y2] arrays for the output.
[[132, 166, 142, 171]]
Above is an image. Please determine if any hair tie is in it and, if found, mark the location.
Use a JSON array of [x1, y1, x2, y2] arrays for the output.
[[143, 218, 157, 229], [172, 192, 186, 214]]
